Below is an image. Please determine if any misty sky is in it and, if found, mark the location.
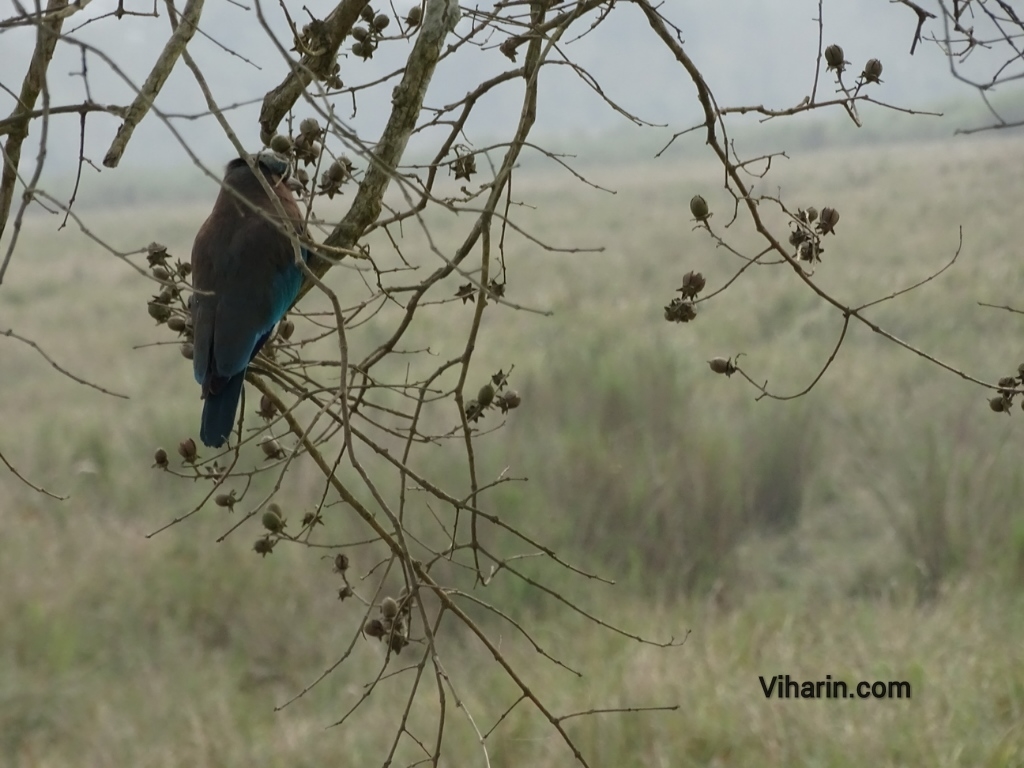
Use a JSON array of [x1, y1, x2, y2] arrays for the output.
[[0, 0, 1011, 177]]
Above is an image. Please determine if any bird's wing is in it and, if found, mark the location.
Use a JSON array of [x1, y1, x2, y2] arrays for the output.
[[191, 163, 308, 396], [211, 212, 300, 380], [190, 211, 230, 388]]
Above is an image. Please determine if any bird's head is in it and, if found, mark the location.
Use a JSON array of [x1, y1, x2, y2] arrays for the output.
[[254, 150, 292, 181], [221, 152, 304, 225], [225, 151, 293, 187]]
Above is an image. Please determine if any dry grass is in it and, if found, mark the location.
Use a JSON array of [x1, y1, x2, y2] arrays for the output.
[[3, 133, 1024, 766]]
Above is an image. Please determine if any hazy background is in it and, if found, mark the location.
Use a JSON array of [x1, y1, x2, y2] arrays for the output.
[[0, 0, 1014, 177], [3, 2, 1024, 766]]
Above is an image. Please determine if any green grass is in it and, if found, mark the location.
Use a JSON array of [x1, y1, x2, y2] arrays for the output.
[[3, 132, 1024, 766]]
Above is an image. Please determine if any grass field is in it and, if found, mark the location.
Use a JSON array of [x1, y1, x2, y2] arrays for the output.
[[3, 130, 1024, 767]]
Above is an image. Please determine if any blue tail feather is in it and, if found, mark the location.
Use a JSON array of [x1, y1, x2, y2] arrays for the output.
[[200, 372, 245, 448]]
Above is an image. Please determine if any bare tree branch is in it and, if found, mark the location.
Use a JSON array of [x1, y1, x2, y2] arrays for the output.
[[102, 0, 204, 167], [0, 0, 66, 282], [258, 0, 371, 136], [1, 328, 130, 398]]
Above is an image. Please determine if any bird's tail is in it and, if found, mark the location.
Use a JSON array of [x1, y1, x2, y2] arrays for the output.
[[200, 372, 245, 448]]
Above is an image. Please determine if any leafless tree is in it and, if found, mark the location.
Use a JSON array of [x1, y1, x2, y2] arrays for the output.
[[894, 0, 1024, 133], [1, 1, 1021, 764]]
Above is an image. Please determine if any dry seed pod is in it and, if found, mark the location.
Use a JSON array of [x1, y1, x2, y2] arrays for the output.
[[258, 394, 277, 420], [262, 509, 284, 532], [477, 383, 495, 408], [452, 153, 476, 180], [278, 318, 295, 340], [153, 448, 169, 468], [862, 58, 883, 83], [178, 438, 198, 462], [146, 242, 169, 265], [708, 357, 736, 376], [664, 299, 697, 323], [502, 389, 521, 409], [689, 194, 710, 221], [686, 271, 706, 292], [269, 134, 292, 153], [254, 537, 276, 556], [148, 302, 172, 323], [352, 25, 369, 41], [334, 553, 350, 572], [679, 270, 706, 298], [215, 493, 235, 509], [389, 633, 409, 654], [373, 13, 390, 30], [818, 207, 840, 235], [381, 597, 399, 619], [298, 117, 320, 137], [989, 395, 1010, 413], [327, 159, 348, 182], [824, 44, 846, 71], [798, 241, 819, 262], [360, 4, 375, 22], [406, 5, 422, 26], [363, 618, 386, 639], [180, 342, 194, 360], [260, 437, 286, 459]]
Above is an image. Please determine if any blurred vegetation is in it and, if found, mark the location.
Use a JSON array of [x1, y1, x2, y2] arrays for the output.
[[3, 132, 1024, 766], [38, 89, 1024, 213]]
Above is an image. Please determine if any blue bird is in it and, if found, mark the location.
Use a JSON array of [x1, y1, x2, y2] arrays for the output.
[[190, 152, 308, 448]]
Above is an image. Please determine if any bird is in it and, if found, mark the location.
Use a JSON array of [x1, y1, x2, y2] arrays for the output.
[[190, 152, 309, 448]]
